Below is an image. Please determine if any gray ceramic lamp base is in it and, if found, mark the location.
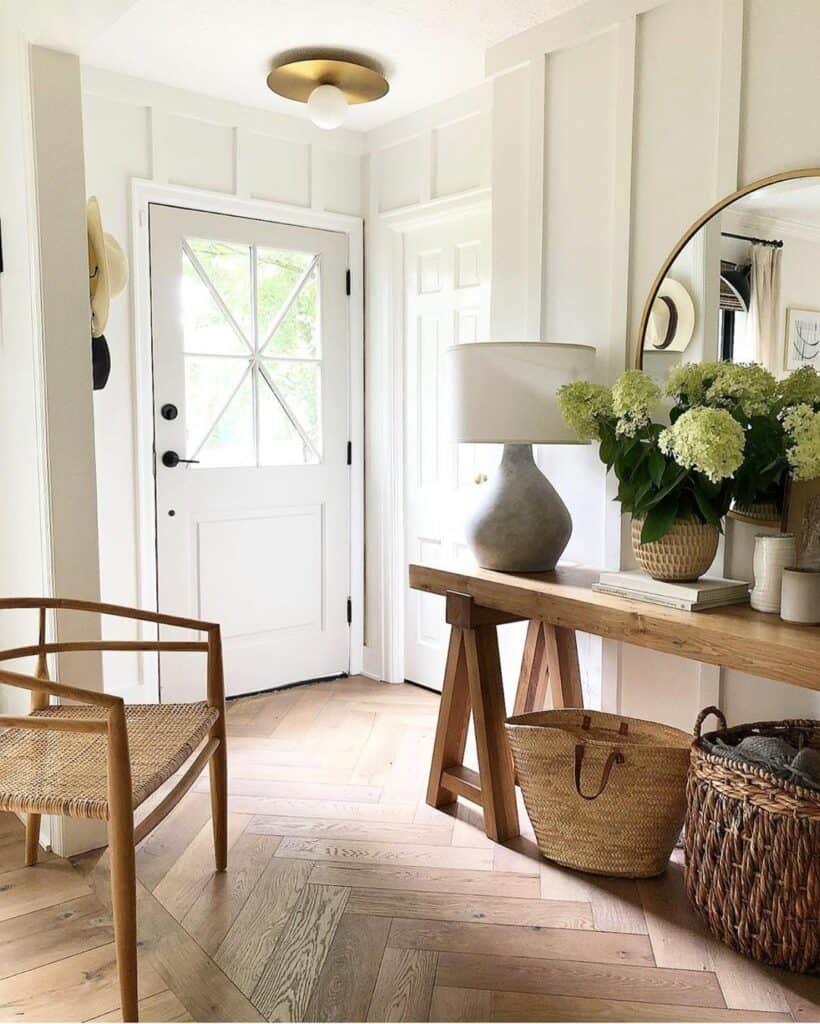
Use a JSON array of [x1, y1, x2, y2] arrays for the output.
[[466, 443, 572, 572]]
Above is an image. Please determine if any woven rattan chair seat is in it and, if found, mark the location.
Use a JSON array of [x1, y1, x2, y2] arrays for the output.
[[0, 702, 218, 820]]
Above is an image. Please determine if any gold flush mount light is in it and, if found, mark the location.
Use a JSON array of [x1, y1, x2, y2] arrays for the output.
[[266, 57, 389, 130]]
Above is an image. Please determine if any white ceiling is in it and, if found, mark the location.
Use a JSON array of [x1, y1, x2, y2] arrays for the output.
[[732, 177, 820, 230], [77, 0, 585, 130]]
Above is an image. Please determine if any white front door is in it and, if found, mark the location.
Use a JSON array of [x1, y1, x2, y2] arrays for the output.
[[403, 209, 498, 690], [149, 204, 351, 700]]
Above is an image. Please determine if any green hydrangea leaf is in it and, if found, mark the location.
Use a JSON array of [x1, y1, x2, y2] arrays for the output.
[[648, 447, 666, 487], [640, 497, 680, 543]]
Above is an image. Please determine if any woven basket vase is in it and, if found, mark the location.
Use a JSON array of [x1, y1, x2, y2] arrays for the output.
[[684, 707, 819, 974], [632, 516, 719, 581], [506, 709, 691, 878]]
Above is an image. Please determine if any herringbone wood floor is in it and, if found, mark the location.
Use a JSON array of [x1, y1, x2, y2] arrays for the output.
[[0, 677, 817, 1022]]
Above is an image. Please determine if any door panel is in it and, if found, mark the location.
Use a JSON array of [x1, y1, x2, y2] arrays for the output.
[[403, 210, 499, 690], [149, 204, 350, 699]]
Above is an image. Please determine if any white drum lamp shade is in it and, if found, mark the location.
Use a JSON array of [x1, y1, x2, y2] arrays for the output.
[[446, 341, 597, 573], [447, 342, 596, 444]]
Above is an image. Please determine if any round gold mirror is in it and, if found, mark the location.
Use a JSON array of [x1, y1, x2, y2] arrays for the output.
[[635, 168, 820, 375]]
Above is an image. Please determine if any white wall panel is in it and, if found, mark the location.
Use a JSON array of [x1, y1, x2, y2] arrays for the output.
[[434, 114, 485, 197], [84, 92, 150, 687], [740, 0, 820, 182], [490, 65, 533, 339], [377, 138, 425, 211], [245, 133, 310, 206], [543, 30, 618, 348], [318, 150, 363, 215], [625, 0, 725, 729], [628, 0, 722, 342], [165, 114, 235, 193]]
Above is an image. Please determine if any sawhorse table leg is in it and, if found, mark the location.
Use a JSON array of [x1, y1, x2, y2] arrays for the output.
[[426, 591, 583, 843]]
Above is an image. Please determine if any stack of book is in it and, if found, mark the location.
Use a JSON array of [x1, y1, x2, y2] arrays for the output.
[[593, 570, 751, 611]]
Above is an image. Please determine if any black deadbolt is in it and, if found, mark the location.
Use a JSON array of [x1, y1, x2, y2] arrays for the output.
[[161, 403, 178, 420]]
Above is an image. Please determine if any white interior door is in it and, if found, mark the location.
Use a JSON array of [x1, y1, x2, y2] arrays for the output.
[[149, 204, 351, 700], [403, 209, 498, 690]]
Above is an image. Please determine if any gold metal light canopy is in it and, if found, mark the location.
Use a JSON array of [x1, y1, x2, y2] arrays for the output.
[[266, 58, 389, 105]]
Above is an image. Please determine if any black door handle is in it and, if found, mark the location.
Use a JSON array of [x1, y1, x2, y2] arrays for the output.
[[162, 450, 200, 468]]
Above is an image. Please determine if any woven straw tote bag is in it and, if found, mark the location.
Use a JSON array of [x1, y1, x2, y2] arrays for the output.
[[685, 707, 819, 974], [507, 709, 691, 877]]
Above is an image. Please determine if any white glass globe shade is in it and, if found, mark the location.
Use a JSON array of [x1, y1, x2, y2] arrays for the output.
[[307, 84, 348, 129]]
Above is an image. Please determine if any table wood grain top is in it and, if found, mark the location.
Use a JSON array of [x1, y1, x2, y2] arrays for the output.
[[408, 563, 820, 691]]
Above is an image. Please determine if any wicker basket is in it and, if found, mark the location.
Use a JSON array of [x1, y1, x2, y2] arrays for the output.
[[506, 709, 691, 877], [631, 516, 719, 581], [684, 707, 820, 974]]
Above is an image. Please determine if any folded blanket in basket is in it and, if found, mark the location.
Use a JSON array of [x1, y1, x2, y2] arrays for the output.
[[706, 734, 820, 793]]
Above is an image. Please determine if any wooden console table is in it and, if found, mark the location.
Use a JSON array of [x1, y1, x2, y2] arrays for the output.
[[409, 562, 820, 842]]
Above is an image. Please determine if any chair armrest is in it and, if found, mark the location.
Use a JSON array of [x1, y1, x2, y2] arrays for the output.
[[0, 666, 121, 707], [0, 713, 108, 734], [0, 597, 218, 632]]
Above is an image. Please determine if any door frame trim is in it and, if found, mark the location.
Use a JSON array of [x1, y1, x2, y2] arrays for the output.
[[373, 187, 491, 685], [131, 179, 364, 694]]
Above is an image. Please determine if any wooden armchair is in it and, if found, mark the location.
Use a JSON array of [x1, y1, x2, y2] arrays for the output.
[[0, 598, 228, 1023]]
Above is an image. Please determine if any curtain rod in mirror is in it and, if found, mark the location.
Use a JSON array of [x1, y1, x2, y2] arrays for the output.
[[721, 231, 783, 249]]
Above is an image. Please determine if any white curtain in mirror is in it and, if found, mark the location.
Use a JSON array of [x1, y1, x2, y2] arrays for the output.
[[748, 242, 782, 371]]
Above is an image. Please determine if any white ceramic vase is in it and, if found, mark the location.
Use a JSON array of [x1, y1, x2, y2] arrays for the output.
[[780, 567, 820, 624], [750, 534, 796, 614]]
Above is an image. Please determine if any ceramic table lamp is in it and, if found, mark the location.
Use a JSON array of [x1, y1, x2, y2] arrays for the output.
[[447, 341, 596, 572]]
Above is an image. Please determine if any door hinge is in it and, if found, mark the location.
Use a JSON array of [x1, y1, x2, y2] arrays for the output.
[[346, 440, 352, 465], [346, 597, 352, 624], [345, 269, 351, 296]]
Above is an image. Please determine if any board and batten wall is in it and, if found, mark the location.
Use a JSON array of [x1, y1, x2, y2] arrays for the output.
[[80, 67, 365, 689], [486, 0, 820, 729]]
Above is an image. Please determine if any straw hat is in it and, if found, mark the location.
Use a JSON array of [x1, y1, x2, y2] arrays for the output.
[[643, 278, 695, 353], [87, 197, 129, 338]]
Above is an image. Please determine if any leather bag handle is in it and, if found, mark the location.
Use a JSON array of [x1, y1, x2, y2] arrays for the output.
[[574, 744, 625, 800], [581, 714, 629, 736]]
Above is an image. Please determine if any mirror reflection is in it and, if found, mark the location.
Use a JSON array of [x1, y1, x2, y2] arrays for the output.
[[641, 176, 820, 377]]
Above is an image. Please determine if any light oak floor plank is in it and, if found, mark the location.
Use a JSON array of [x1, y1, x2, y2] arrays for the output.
[[540, 858, 649, 935], [275, 836, 494, 870], [348, 889, 593, 929], [309, 862, 541, 898], [435, 950, 727, 1008], [215, 857, 314, 998], [0, 941, 165, 1022], [135, 881, 264, 1023], [429, 986, 493, 1022], [85, 988, 193, 1022], [305, 913, 391, 1022], [135, 790, 213, 891], [0, 894, 112, 980], [0, 859, 92, 923], [152, 813, 249, 920], [637, 857, 715, 971], [367, 947, 438, 1022], [226, 795, 417, 822], [251, 883, 350, 1022], [180, 832, 280, 955], [389, 917, 652, 965], [193, 776, 383, 802], [489, 989, 790, 1022], [247, 814, 454, 846]]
